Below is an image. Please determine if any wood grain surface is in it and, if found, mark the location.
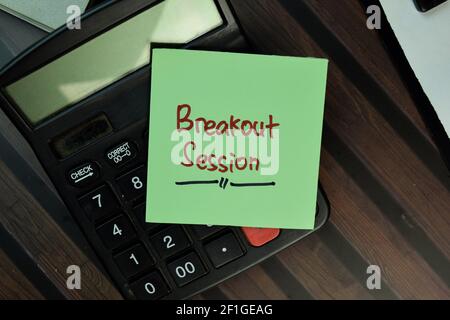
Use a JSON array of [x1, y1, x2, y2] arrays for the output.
[[0, 158, 122, 300], [0, 248, 43, 299], [0, 0, 449, 300]]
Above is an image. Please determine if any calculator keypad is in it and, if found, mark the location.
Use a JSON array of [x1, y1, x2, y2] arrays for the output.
[[69, 133, 295, 300], [74, 157, 255, 298]]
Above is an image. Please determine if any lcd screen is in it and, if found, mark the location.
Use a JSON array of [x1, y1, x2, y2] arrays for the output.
[[0, 0, 90, 31], [5, 0, 223, 124]]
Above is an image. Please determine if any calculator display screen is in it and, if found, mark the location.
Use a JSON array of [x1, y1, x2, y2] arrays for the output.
[[5, 0, 223, 124]]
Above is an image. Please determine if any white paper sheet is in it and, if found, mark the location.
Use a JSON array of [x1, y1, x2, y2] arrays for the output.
[[380, 0, 450, 137]]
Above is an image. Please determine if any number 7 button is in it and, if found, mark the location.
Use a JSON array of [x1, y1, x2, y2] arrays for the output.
[[78, 184, 119, 221]]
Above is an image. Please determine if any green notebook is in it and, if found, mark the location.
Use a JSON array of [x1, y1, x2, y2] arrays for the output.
[[146, 49, 328, 229]]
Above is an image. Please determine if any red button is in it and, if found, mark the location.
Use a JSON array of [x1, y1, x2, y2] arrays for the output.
[[241, 227, 280, 247]]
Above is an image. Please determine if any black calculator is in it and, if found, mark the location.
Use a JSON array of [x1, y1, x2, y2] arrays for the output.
[[0, 0, 329, 299]]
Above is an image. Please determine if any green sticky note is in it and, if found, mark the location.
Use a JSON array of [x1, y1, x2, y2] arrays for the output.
[[146, 49, 328, 229]]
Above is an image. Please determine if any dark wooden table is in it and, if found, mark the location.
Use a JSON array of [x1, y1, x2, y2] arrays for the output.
[[1, 0, 449, 300]]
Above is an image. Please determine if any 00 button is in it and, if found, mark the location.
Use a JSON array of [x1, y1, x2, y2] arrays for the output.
[[167, 252, 206, 287]]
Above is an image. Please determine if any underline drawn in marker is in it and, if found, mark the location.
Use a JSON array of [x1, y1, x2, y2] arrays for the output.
[[175, 178, 276, 190], [175, 180, 219, 185], [230, 181, 276, 187]]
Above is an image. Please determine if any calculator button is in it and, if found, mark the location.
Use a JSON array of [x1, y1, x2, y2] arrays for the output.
[[96, 215, 136, 249], [130, 271, 169, 300], [114, 244, 153, 278], [241, 227, 280, 247], [133, 204, 158, 231], [67, 162, 100, 187], [78, 185, 119, 221], [116, 166, 146, 201], [190, 225, 224, 239], [105, 141, 137, 167], [205, 233, 244, 268], [150, 226, 190, 259], [167, 252, 206, 287]]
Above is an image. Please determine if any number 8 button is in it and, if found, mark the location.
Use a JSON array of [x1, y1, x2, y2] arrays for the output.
[[167, 252, 206, 287], [116, 166, 146, 201]]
